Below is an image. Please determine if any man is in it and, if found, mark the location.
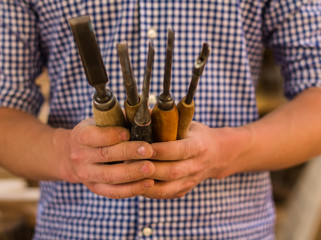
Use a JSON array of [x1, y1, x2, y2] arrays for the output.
[[1, 0, 321, 239]]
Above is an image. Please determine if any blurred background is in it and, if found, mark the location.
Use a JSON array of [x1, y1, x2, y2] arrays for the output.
[[0, 49, 320, 239]]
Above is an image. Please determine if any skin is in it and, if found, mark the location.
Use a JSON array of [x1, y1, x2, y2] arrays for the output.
[[0, 111, 155, 199], [0, 87, 320, 199], [143, 87, 321, 199]]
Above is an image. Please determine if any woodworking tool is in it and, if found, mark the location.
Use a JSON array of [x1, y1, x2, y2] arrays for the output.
[[116, 42, 141, 127], [69, 15, 126, 127], [151, 29, 179, 142], [177, 43, 210, 139], [130, 42, 154, 143]]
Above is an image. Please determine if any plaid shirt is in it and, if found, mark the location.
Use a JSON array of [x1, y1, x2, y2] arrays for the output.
[[1, 0, 321, 239]]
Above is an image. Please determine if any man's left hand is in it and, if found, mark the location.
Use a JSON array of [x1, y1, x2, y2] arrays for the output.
[[142, 121, 245, 199]]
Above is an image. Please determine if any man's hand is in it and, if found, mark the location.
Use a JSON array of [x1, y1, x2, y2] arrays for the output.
[[58, 118, 155, 199], [142, 87, 321, 200], [142, 121, 249, 199]]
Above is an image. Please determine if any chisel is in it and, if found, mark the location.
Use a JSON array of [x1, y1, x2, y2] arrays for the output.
[[151, 29, 178, 142], [177, 43, 210, 140], [69, 15, 126, 127], [116, 42, 141, 127], [130, 42, 154, 143]]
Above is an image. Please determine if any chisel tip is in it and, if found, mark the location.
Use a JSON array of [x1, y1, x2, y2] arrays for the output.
[[149, 41, 155, 54], [69, 15, 91, 27], [195, 43, 210, 69], [167, 28, 174, 48], [116, 41, 128, 52], [184, 43, 210, 104]]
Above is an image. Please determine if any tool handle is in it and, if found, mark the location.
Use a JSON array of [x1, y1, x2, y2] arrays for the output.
[[151, 104, 179, 142], [130, 121, 153, 143], [177, 97, 195, 140], [124, 96, 142, 127], [93, 100, 126, 127]]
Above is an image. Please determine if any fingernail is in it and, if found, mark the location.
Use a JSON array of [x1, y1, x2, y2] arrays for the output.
[[137, 146, 146, 156], [140, 162, 151, 174], [120, 131, 129, 141], [144, 180, 153, 188]]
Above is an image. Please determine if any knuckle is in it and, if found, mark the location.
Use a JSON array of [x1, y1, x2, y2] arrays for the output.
[[100, 147, 110, 162], [122, 143, 130, 160], [98, 171, 112, 184], [168, 166, 181, 180], [70, 151, 82, 165], [129, 185, 136, 197], [124, 164, 132, 181], [182, 141, 192, 159]]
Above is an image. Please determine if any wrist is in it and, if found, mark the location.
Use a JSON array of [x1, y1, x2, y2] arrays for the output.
[[213, 125, 255, 177], [52, 128, 77, 182]]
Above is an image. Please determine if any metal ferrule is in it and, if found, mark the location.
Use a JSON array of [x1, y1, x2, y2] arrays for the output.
[[157, 93, 175, 111], [93, 89, 116, 111]]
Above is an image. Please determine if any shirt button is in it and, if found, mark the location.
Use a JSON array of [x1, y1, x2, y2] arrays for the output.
[[147, 27, 157, 39], [142, 227, 153, 237], [149, 93, 157, 106]]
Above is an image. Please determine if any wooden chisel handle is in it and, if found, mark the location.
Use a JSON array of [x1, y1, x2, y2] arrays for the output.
[[69, 16, 127, 128], [177, 97, 195, 140], [177, 43, 210, 139], [151, 104, 179, 142], [93, 100, 127, 127]]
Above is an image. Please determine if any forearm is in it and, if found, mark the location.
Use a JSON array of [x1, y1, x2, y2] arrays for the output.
[[229, 87, 321, 174], [0, 108, 70, 181]]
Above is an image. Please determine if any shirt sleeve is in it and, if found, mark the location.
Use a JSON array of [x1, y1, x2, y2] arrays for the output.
[[262, 0, 321, 99], [0, 1, 45, 116]]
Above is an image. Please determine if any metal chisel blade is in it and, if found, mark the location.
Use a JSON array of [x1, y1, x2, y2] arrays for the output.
[[69, 15, 108, 88], [117, 42, 139, 106], [185, 43, 210, 104], [163, 28, 174, 96]]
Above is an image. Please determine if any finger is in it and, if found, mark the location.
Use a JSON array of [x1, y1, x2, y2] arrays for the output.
[[150, 159, 201, 181], [80, 160, 155, 184], [69, 140, 154, 168], [93, 141, 154, 163], [74, 119, 130, 147], [142, 179, 195, 199], [85, 179, 154, 199], [150, 138, 199, 161]]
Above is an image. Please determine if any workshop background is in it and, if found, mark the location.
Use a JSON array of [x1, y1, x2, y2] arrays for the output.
[[1, 49, 321, 240]]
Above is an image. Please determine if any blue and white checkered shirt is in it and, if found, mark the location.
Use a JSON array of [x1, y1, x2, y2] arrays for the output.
[[1, 0, 321, 239]]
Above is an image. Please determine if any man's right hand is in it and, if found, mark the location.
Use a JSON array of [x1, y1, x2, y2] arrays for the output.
[[57, 118, 155, 199]]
